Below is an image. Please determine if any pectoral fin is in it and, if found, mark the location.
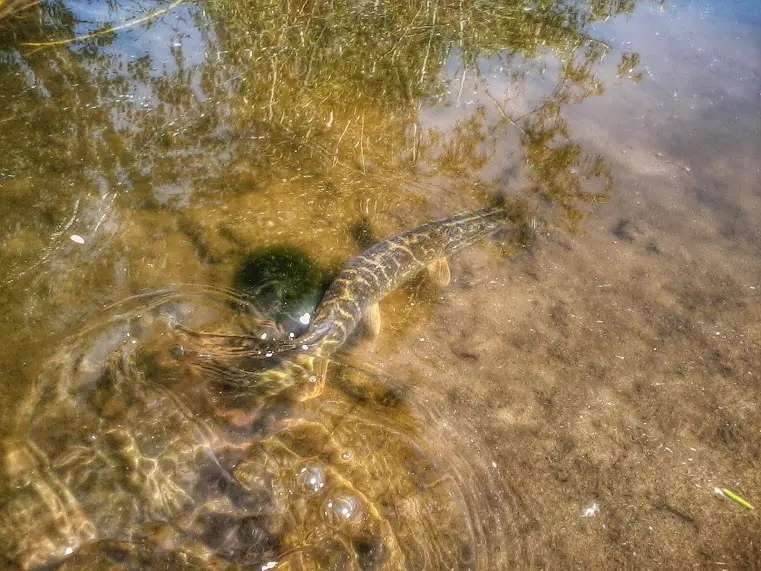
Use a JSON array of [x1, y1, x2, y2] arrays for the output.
[[297, 356, 328, 401], [364, 302, 382, 337], [427, 258, 451, 286]]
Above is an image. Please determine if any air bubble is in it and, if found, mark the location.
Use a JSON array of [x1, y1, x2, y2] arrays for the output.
[[296, 463, 326, 495], [323, 493, 362, 526]]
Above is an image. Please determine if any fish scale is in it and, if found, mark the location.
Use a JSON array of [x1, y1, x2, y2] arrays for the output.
[[295, 205, 510, 356]]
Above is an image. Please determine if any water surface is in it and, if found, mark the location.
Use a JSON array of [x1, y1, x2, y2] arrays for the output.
[[0, 0, 759, 569]]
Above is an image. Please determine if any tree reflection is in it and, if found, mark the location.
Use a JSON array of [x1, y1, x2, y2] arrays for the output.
[[0, 1, 654, 563], [0, 0, 648, 320]]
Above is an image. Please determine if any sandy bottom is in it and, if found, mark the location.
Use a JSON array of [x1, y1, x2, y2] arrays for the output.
[[1, 1, 759, 569], [347, 5, 761, 566], [350, 200, 759, 568]]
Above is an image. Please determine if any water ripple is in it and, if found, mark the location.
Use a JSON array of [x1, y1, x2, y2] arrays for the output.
[[0, 286, 509, 569]]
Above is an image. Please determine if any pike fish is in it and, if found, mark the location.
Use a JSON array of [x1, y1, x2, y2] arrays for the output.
[[295, 206, 512, 356], [194, 206, 516, 407]]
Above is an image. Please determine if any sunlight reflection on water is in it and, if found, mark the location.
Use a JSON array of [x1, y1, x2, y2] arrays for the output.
[[1, 286, 504, 569]]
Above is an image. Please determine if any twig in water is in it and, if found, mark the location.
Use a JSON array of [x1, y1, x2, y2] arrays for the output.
[[22, 0, 186, 49]]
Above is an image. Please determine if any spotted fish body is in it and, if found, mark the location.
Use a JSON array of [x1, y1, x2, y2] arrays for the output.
[[295, 206, 510, 357], [193, 207, 513, 407]]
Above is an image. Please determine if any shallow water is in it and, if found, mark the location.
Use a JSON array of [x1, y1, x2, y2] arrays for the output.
[[0, 0, 759, 569]]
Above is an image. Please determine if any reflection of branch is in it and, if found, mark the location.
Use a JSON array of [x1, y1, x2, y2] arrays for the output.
[[410, 122, 419, 164], [0, 0, 39, 21], [382, 4, 424, 61], [522, 9, 611, 52], [471, 64, 525, 135], [455, 67, 467, 107], [419, 0, 438, 85], [482, 84, 525, 136], [21, 0, 186, 49], [575, 31, 609, 50]]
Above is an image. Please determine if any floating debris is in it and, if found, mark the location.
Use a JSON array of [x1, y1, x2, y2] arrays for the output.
[[714, 487, 754, 510]]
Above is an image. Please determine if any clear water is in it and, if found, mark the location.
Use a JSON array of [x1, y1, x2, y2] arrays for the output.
[[0, 0, 759, 569]]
